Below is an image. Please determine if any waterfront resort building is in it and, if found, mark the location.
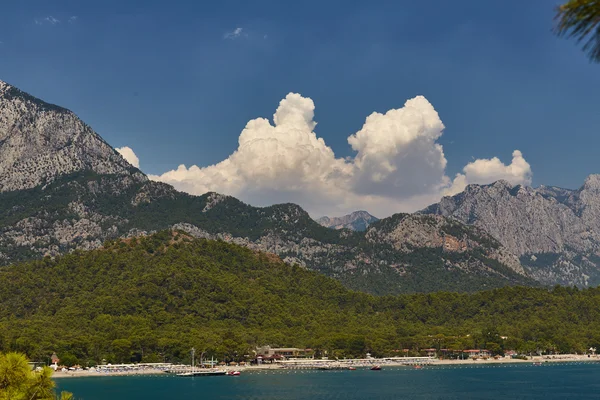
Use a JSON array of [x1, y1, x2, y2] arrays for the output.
[[255, 346, 311, 362], [463, 349, 491, 358], [422, 348, 437, 357]]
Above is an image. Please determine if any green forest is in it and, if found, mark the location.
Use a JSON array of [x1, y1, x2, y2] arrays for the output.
[[0, 231, 599, 367]]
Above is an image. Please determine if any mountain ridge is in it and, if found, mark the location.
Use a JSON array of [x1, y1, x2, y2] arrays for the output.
[[0, 79, 145, 193], [422, 175, 600, 286], [0, 79, 534, 294]]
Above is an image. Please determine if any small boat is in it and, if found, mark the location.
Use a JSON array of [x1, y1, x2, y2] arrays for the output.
[[414, 365, 422, 369], [177, 369, 227, 377], [532, 362, 542, 366], [176, 348, 227, 376], [227, 371, 241, 376], [370, 365, 382, 371], [348, 367, 356, 370]]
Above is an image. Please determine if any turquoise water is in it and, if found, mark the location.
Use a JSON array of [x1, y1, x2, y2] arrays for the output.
[[57, 363, 600, 399]]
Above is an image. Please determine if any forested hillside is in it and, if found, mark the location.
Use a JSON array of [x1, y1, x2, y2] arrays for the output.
[[0, 170, 533, 295], [0, 231, 599, 366]]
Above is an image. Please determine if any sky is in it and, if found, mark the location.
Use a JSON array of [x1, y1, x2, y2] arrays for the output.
[[0, 0, 599, 217]]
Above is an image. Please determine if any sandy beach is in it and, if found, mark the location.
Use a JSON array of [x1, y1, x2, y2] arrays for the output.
[[51, 354, 599, 379], [53, 368, 168, 379], [435, 354, 597, 365]]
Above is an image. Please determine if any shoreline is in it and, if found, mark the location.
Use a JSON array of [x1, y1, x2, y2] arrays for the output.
[[52, 355, 599, 379]]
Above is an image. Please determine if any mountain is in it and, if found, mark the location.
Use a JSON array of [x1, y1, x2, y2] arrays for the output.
[[2, 231, 599, 363], [0, 79, 533, 294], [0, 80, 145, 192], [0, 173, 532, 294], [316, 211, 379, 231], [422, 177, 600, 287]]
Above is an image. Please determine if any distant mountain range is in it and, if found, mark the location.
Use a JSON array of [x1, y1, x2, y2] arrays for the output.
[[5, 78, 600, 293], [0, 79, 535, 294], [316, 211, 379, 231]]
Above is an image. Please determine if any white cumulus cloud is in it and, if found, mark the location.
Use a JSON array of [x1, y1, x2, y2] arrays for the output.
[[150, 93, 532, 216], [445, 150, 532, 196], [348, 95, 448, 198], [116, 146, 140, 168]]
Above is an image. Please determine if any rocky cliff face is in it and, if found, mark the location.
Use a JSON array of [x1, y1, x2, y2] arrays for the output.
[[422, 177, 600, 286], [0, 80, 145, 192], [316, 211, 379, 231], [0, 79, 532, 294], [0, 173, 177, 262], [364, 213, 524, 276]]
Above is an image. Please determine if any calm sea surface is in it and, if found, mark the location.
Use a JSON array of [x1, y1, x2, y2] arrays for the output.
[[56, 362, 600, 399]]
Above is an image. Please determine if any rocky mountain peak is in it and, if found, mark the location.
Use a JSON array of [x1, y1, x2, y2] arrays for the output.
[[0, 80, 10, 92], [489, 179, 513, 189], [349, 210, 377, 219], [422, 176, 600, 287], [581, 174, 600, 191], [0, 79, 146, 192], [317, 210, 379, 231], [0, 80, 68, 114], [463, 179, 511, 193]]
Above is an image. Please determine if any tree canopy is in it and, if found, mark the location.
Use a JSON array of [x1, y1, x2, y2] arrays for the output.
[[555, 0, 600, 62], [1, 232, 600, 365]]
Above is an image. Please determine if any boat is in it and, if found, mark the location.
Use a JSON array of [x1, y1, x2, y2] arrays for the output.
[[317, 364, 345, 370], [414, 365, 422, 369], [177, 369, 227, 377], [176, 347, 227, 377], [227, 371, 241, 376], [348, 367, 356, 371], [370, 365, 382, 371]]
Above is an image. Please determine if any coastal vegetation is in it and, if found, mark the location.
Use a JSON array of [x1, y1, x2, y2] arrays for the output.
[[0, 352, 72, 399], [0, 232, 599, 366]]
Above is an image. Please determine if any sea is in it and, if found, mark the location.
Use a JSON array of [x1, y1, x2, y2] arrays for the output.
[[56, 362, 600, 399]]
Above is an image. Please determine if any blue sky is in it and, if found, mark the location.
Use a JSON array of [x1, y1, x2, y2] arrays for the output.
[[1, 0, 599, 216]]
